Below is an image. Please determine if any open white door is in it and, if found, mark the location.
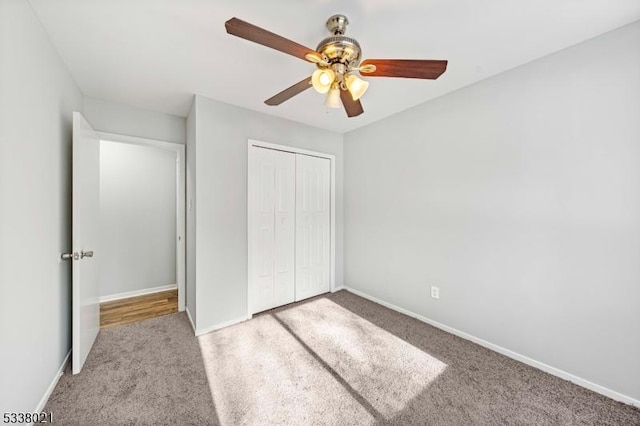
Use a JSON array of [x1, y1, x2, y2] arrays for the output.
[[71, 112, 100, 374]]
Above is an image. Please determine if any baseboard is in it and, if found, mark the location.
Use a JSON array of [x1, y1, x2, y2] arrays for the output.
[[196, 315, 249, 337], [331, 286, 345, 293], [34, 351, 70, 414], [186, 307, 196, 334], [99, 284, 177, 303], [343, 286, 640, 408]]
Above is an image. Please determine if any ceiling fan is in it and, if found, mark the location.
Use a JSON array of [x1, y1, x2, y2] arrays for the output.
[[225, 15, 447, 118]]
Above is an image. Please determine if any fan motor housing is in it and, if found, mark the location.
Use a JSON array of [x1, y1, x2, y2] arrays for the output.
[[316, 36, 361, 66]]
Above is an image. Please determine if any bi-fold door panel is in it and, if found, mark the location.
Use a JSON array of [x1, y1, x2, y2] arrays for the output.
[[250, 147, 295, 314], [295, 154, 331, 301], [273, 151, 296, 307]]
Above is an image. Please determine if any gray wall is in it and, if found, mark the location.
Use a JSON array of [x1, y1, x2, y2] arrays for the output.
[[84, 97, 186, 144], [186, 99, 197, 323], [344, 22, 640, 401], [99, 141, 177, 297], [193, 95, 344, 331], [0, 0, 84, 412]]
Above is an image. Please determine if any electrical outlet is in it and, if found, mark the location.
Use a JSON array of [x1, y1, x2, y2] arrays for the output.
[[431, 286, 440, 300]]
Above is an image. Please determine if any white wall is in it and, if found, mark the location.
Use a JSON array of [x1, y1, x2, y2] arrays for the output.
[[192, 95, 344, 332], [84, 97, 186, 144], [0, 0, 83, 413], [186, 99, 197, 324], [99, 141, 177, 297], [344, 22, 640, 402]]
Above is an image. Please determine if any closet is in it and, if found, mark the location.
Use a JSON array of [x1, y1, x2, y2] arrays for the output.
[[249, 144, 331, 314]]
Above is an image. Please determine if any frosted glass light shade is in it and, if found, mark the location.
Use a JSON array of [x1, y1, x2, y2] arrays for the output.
[[325, 87, 342, 108], [345, 74, 369, 101], [311, 69, 335, 94]]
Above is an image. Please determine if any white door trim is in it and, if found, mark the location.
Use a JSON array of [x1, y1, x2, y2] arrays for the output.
[[97, 131, 186, 312], [247, 139, 336, 318]]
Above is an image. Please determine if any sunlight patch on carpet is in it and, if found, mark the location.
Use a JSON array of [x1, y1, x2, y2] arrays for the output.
[[197, 297, 447, 424], [275, 298, 448, 417]]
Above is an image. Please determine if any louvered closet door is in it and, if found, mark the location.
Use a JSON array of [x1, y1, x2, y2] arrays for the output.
[[295, 154, 331, 301], [250, 147, 295, 314]]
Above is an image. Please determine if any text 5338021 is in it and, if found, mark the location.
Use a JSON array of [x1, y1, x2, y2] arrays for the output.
[[3, 412, 52, 424]]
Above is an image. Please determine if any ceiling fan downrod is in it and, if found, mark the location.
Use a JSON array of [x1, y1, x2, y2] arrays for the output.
[[326, 14, 349, 35]]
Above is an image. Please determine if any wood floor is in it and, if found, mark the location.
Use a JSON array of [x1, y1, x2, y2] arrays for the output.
[[100, 289, 178, 329]]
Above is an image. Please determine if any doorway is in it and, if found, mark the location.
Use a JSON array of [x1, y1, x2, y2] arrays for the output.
[[70, 112, 186, 374], [247, 139, 336, 316], [98, 133, 186, 313]]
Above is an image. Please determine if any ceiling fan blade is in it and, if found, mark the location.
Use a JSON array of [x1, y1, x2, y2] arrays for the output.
[[340, 90, 364, 118], [359, 59, 448, 79], [264, 77, 312, 106], [225, 17, 320, 62]]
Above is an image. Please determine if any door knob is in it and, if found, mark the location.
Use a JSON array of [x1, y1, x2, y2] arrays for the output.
[[80, 250, 94, 259]]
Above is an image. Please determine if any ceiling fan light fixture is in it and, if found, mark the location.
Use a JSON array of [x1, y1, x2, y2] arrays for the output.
[[311, 68, 335, 94], [224, 15, 448, 118], [325, 87, 342, 108], [345, 74, 369, 101]]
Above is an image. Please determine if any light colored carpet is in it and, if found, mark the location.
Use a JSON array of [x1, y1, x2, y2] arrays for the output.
[[45, 311, 219, 425], [46, 290, 640, 425]]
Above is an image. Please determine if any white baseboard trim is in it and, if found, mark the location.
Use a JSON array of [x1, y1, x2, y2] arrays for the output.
[[34, 351, 70, 414], [186, 307, 196, 334], [343, 286, 639, 408], [99, 284, 177, 303], [196, 315, 250, 337], [331, 286, 345, 293]]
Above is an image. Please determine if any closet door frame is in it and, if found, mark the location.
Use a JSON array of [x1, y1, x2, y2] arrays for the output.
[[247, 139, 336, 318]]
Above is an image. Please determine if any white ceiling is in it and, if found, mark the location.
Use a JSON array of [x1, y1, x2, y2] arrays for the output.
[[29, 0, 640, 133]]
